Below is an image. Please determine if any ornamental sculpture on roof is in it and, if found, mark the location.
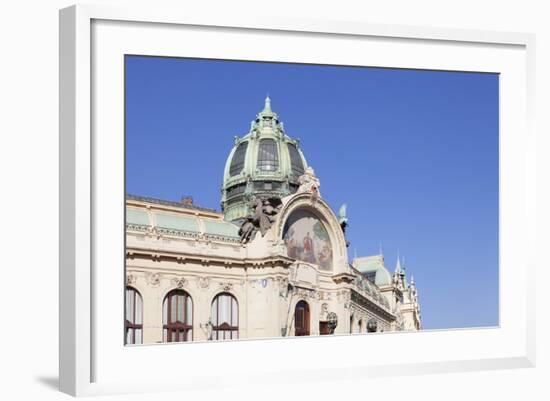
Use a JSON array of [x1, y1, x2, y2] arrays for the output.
[[297, 167, 321, 196], [238, 196, 283, 243]]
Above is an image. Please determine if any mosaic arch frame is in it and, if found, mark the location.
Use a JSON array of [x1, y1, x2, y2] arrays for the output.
[[276, 193, 349, 275], [283, 209, 334, 270]]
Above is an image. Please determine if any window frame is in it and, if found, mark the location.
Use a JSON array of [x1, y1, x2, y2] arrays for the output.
[[257, 138, 279, 172], [162, 289, 194, 343], [294, 300, 311, 336], [211, 292, 239, 340], [229, 141, 248, 176], [287, 142, 305, 176], [124, 286, 143, 345]]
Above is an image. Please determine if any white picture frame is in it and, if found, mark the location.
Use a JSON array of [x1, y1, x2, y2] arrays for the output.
[[59, 4, 536, 397]]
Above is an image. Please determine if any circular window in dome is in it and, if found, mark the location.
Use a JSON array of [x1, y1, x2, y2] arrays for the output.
[[283, 210, 333, 270]]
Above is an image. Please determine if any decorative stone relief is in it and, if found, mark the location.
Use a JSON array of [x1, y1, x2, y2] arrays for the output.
[[297, 167, 321, 197], [277, 277, 289, 298], [197, 277, 210, 290], [171, 277, 187, 289], [146, 272, 161, 287], [295, 287, 316, 300], [343, 292, 351, 309], [126, 273, 137, 286], [320, 303, 329, 319], [219, 282, 234, 292]]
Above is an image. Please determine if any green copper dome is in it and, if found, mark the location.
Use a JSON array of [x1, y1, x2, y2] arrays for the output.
[[221, 97, 308, 221]]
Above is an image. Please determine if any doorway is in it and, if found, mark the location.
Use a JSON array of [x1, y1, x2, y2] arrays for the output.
[[294, 300, 310, 336]]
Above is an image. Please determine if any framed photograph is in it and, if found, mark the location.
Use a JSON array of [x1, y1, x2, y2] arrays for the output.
[[59, 4, 536, 397]]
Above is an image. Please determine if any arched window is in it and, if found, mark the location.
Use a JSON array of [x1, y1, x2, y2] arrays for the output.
[[358, 319, 363, 333], [257, 139, 279, 171], [349, 315, 354, 334], [125, 286, 143, 344], [287, 143, 304, 176], [211, 293, 239, 340], [163, 290, 193, 342], [294, 300, 310, 336], [229, 141, 248, 176]]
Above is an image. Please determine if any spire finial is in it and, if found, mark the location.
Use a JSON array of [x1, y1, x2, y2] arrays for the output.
[[395, 249, 402, 273], [263, 95, 272, 112]]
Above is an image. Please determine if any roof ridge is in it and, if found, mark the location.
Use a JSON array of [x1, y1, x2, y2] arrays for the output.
[[126, 194, 218, 213]]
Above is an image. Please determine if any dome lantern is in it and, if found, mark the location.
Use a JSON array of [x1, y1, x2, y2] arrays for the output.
[[221, 97, 308, 222]]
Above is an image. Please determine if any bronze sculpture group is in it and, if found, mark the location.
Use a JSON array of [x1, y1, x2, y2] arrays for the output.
[[238, 196, 283, 243]]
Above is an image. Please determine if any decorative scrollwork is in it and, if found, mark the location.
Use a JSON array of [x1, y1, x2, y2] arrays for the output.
[[171, 277, 187, 289]]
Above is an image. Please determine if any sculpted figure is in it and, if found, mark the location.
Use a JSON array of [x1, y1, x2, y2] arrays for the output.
[[238, 217, 257, 244], [367, 318, 378, 333], [255, 197, 282, 236], [238, 196, 282, 243], [297, 167, 321, 196]]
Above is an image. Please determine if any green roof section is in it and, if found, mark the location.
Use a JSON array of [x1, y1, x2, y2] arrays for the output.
[[220, 97, 308, 222], [154, 212, 200, 233], [353, 255, 392, 286], [203, 220, 240, 238], [126, 208, 150, 226], [127, 204, 241, 241]]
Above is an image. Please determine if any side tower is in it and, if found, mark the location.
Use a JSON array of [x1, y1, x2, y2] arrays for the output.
[[221, 97, 308, 222]]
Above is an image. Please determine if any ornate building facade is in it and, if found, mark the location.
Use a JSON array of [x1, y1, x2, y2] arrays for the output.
[[125, 98, 422, 344]]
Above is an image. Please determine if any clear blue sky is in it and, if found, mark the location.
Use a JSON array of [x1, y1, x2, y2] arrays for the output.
[[125, 56, 499, 331]]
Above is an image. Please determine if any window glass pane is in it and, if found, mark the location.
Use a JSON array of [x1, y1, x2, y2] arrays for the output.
[[187, 296, 193, 325], [163, 297, 168, 325], [220, 294, 230, 324], [257, 139, 279, 171], [177, 295, 184, 323], [188, 329, 193, 341], [163, 329, 167, 342], [135, 329, 142, 344], [287, 143, 304, 176], [126, 288, 134, 322], [229, 141, 248, 176], [211, 298, 218, 325], [135, 292, 143, 325], [126, 328, 133, 345], [170, 295, 177, 323], [231, 298, 238, 326]]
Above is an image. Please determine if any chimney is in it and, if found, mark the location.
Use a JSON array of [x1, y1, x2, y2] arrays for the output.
[[180, 196, 193, 206]]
